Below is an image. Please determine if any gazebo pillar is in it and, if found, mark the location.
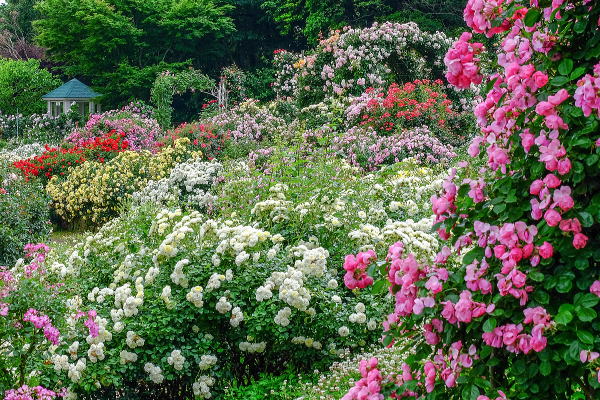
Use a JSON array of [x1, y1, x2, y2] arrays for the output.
[[47, 101, 52, 116]]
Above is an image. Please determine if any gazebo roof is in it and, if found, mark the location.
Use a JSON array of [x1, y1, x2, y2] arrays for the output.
[[42, 78, 102, 100]]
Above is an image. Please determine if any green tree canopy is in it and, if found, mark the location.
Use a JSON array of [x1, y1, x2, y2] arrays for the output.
[[33, 0, 235, 106], [0, 58, 59, 115], [261, 0, 466, 43]]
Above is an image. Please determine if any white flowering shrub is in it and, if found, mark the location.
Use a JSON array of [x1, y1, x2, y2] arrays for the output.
[[41, 154, 446, 399], [133, 159, 223, 211], [273, 22, 454, 106]]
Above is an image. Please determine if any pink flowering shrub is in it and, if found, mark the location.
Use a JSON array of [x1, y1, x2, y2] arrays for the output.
[[66, 101, 162, 151], [4, 385, 65, 400], [0, 245, 92, 394], [343, 1, 600, 398], [332, 126, 457, 171]]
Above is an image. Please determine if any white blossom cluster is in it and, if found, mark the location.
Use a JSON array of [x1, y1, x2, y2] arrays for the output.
[[167, 349, 186, 371], [119, 350, 138, 364], [126, 331, 145, 349], [144, 362, 164, 384], [349, 302, 367, 324], [274, 307, 292, 327], [198, 354, 218, 370], [291, 336, 323, 350], [257, 266, 311, 311], [238, 341, 266, 353], [216, 296, 232, 314], [230, 306, 244, 327], [193, 375, 215, 399], [292, 245, 329, 277], [133, 160, 223, 210], [186, 286, 204, 308]]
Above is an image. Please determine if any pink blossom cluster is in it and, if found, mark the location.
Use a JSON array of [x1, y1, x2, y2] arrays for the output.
[[341, 357, 383, 400], [463, 0, 506, 35], [74, 310, 99, 338], [66, 103, 162, 151], [332, 126, 457, 171], [423, 341, 478, 392], [441, 290, 494, 324], [444, 32, 484, 89], [3, 385, 65, 400], [343, 249, 376, 289], [530, 174, 588, 248], [574, 62, 600, 118], [23, 308, 60, 345], [0, 267, 15, 316], [478, 391, 508, 400], [23, 243, 50, 277], [590, 281, 600, 298], [482, 307, 552, 353]]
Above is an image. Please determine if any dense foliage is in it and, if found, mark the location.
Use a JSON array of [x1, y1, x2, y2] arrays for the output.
[[340, 1, 600, 399], [0, 58, 59, 115]]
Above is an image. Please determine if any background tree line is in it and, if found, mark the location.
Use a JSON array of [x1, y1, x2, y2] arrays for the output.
[[0, 0, 466, 119]]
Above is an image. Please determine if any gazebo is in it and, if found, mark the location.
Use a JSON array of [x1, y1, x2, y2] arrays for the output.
[[42, 78, 102, 117]]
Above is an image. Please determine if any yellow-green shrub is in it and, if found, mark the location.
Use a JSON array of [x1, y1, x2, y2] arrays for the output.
[[47, 138, 200, 225]]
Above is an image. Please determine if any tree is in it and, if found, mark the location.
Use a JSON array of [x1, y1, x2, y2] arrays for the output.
[[0, 58, 59, 115], [0, 0, 45, 60], [261, 0, 467, 44], [33, 0, 235, 106]]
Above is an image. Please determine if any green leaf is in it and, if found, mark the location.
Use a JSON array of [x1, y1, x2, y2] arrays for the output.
[[382, 335, 393, 346], [462, 247, 484, 266], [575, 293, 600, 308], [558, 58, 574, 75], [579, 211, 594, 227], [555, 310, 573, 325], [483, 318, 497, 333], [534, 290, 550, 304], [570, 66, 587, 80], [574, 19, 588, 34], [529, 271, 545, 282], [577, 330, 595, 345], [539, 361, 552, 376], [524, 8, 541, 27], [462, 384, 480, 400], [551, 76, 569, 86], [577, 307, 597, 322], [371, 279, 388, 295]]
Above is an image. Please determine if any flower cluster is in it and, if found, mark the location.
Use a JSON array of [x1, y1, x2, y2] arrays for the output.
[[13, 131, 129, 184], [444, 32, 484, 89], [66, 102, 162, 151]]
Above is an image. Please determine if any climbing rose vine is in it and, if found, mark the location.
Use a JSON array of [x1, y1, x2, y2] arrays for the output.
[[344, 0, 600, 399]]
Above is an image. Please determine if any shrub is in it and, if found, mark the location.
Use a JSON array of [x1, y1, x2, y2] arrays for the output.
[[132, 159, 223, 212], [0, 170, 51, 266], [0, 59, 60, 116], [0, 245, 70, 394], [163, 123, 227, 161], [331, 126, 457, 171], [46, 138, 199, 225], [66, 102, 162, 151], [272, 22, 454, 106], [344, 80, 470, 146], [13, 131, 130, 185], [342, 1, 600, 399], [0, 112, 77, 143]]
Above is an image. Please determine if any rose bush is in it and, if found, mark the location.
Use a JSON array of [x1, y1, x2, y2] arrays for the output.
[[46, 138, 199, 226], [342, 1, 600, 399]]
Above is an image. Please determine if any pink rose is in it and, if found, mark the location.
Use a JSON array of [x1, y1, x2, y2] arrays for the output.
[[544, 208, 562, 226], [573, 233, 588, 249], [538, 242, 554, 259]]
